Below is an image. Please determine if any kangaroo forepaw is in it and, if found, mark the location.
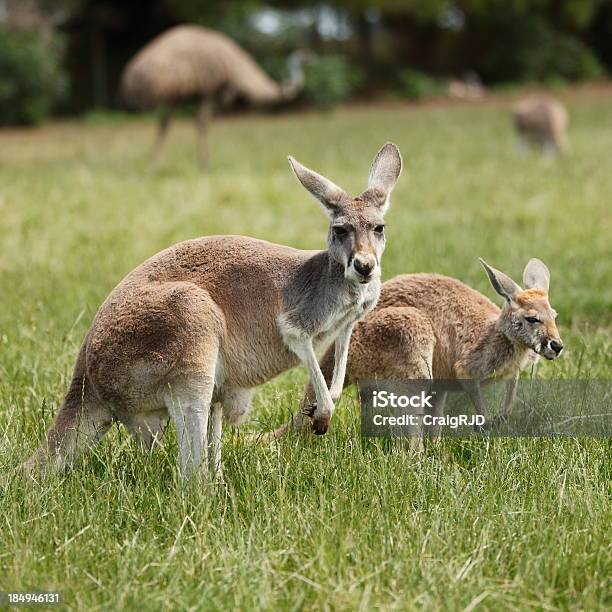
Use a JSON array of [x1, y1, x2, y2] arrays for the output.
[[303, 400, 332, 435], [312, 414, 330, 436]]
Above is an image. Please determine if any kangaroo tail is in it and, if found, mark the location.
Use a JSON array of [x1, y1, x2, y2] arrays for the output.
[[22, 344, 111, 475]]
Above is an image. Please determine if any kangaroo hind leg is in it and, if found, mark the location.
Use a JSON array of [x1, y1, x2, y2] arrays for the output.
[[165, 370, 217, 481], [164, 324, 220, 481], [357, 306, 435, 453]]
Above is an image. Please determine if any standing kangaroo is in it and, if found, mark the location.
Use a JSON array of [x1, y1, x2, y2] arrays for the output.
[[273, 258, 563, 439], [23, 144, 402, 479]]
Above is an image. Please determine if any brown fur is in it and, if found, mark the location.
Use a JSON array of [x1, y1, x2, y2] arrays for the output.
[[310, 273, 520, 387], [121, 25, 294, 108], [515, 288, 547, 305]]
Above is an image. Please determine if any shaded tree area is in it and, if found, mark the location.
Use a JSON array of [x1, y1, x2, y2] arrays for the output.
[[1, 0, 612, 118]]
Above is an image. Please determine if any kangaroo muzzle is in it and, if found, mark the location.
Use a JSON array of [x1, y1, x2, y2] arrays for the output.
[[348, 253, 378, 284], [539, 337, 564, 360]]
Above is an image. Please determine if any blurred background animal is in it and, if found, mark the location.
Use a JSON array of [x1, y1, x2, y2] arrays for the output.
[[512, 94, 569, 155], [447, 73, 486, 101], [272, 258, 563, 440], [120, 25, 306, 168]]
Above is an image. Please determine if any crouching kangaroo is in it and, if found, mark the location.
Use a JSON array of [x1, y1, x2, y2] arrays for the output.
[[273, 258, 563, 439], [23, 143, 403, 478]]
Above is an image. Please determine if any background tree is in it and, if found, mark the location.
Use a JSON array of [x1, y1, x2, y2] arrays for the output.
[[0, 0, 610, 119]]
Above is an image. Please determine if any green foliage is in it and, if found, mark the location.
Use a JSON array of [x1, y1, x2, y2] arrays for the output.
[[0, 29, 66, 126], [396, 68, 443, 99], [302, 54, 363, 108], [258, 54, 290, 85], [529, 30, 604, 82], [478, 16, 604, 83]]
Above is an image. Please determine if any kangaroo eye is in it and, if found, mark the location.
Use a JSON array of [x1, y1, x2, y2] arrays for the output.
[[374, 225, 385, 234], [333, 226, 348, 237], [525, 316, 540, 324]]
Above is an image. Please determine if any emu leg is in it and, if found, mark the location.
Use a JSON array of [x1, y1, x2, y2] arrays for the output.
[[152, 105, 173, 166], [196, 99, 213, 170]]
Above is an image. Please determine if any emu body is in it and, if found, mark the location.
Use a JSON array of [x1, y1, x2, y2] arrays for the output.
[[120, 25, 303, 168]]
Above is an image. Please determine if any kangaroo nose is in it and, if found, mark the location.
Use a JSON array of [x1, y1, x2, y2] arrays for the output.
[[550, 340, 563, 354], [353, 257, 374, 278]]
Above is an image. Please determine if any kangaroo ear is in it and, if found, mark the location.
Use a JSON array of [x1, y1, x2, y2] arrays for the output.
[[360, 142, 403, 214], [288, 156, 347, 218], [479, 258, 522, 303], [523, 258, 550, 292]]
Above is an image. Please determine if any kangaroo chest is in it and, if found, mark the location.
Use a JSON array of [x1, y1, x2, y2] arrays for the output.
[[486, 346, 539, 380], [313, 282, 380, 348]]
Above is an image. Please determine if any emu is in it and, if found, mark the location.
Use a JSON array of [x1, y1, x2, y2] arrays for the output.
[[120, 25, 305, 168]]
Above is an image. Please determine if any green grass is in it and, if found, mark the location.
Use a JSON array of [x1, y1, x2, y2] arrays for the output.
[[0, 92, 611, 610]]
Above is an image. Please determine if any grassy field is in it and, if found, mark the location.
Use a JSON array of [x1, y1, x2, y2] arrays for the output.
[[0, 90, 610, 610]]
